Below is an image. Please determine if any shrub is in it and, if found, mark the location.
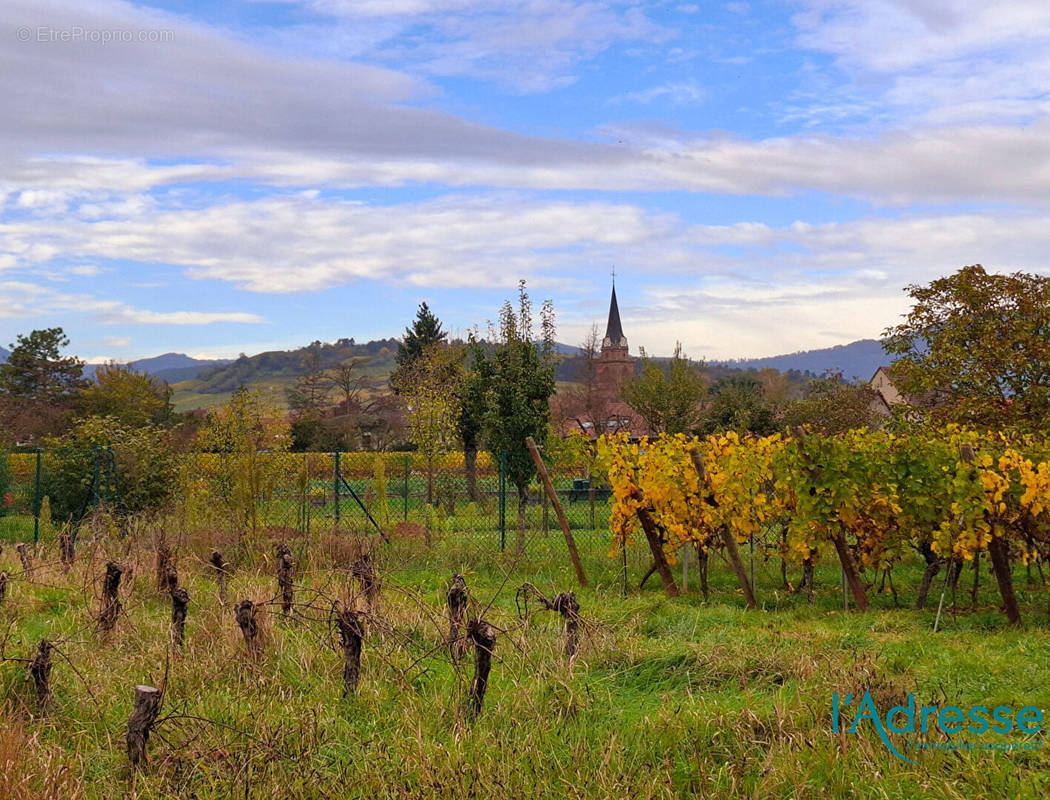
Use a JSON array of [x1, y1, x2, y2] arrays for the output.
[[43, 416, 178, 522]]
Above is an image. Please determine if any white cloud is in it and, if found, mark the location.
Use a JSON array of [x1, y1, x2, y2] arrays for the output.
[[793, 1, 1050, 124], [0, 2, 1048, 209], [556, 209, 1050, 357], [7, 120, 1050, 210], [5, 184, 1050, 356], [1, 193, 669, 292], [68, 265, 101, 276], [273, 0, 670, 92], [0, 281, 264, 325], [608, 81, 707, 106]]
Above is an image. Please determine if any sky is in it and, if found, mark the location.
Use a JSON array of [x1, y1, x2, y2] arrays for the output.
[[2, 0, 1050, 363]]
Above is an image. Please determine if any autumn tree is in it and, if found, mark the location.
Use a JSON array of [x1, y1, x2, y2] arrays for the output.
[[402, 345, 462, 505], [286, 348, 330, 415], [78, 363, 174, 427], [699, 374, 777, 436], [286, 348, 333, 451], [196, 387, 290, 531], [456, 348, 487, 501], [779, 371, 882, 434], [756, 367, 796, 418], [621, 343, 706, 434], [328, 357, 372, 415], [474, 282, 557, 552], [884, 264, 1050, 431]]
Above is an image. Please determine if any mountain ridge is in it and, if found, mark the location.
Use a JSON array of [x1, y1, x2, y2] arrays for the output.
[[711, 339, 889, 382]]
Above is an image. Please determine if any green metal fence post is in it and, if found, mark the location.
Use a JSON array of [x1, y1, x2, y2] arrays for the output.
[[333, 451, 342, 525], [498, 452, 507, 551], [32, 447, 42, 544], [403, 456, 410, 521], [589, 482, 595, 530]]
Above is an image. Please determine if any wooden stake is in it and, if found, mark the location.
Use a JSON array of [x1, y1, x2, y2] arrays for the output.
[[830, 531, 869, 611], [988, 536, 1022, 625], [99, 562, 123, 634], [550, 591, 581, 662], [235, 600, 261, 656], [525, 436, 588, 587], [209, 550, 229, 604], [446, 574, 468, 660], [126, 684, 162, 768], [16, 543, 31, 574], [466, 618, 496, 719], [58, 533, 74, 571], [276, 543, 294, 615], [688, 449, 755, 609], [352, 553, 379, 611], [29, 638, 53, 708], [335, 604, 364, 696], [155, 544, 172, 592], [636, 506, 678, 597], [170, 587, 189, 648]]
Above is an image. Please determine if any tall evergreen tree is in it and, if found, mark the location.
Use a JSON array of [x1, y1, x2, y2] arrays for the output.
[[392, 302, 448, 394], [395, 303, 447, 369], [0, 327, 86, 405], [0, 327, 87, 442]]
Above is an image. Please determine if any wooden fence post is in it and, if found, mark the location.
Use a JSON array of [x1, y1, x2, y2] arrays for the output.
[[636, 505, 678, 597], [688, 449, 756, 609], [525, 437, 588, 588]]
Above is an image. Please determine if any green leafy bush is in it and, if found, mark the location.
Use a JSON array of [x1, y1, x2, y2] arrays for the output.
[[43, 416, 178, 522]]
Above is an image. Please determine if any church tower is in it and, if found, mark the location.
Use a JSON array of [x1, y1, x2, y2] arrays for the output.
[[596, 284, 634, 402]]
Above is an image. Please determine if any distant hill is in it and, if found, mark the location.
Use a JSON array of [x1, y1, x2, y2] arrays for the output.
[[130, 353, 234, 383], [187, 338, 399, 394], [81, 353, 232, 382], [0, 346, 8, 363], [556, 338, 890, 385], [713, 339, 890, 382], [165, 338, 401, 412]]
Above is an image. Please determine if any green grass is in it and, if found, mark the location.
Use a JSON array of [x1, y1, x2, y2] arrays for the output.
[[1, 528, 1049, 799], [0, 514, 35, 542]]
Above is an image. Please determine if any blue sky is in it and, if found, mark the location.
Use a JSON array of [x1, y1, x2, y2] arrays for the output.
[[3, 0, 1050, 363]]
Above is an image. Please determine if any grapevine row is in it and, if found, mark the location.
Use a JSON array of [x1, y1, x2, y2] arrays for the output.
[[596, 426, 1050, 623]]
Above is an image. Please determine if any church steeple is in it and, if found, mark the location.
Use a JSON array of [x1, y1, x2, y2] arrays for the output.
[[602, 284, 627, 351]]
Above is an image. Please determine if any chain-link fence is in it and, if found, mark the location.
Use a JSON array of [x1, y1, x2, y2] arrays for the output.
[[3, 449, 649, 588]]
